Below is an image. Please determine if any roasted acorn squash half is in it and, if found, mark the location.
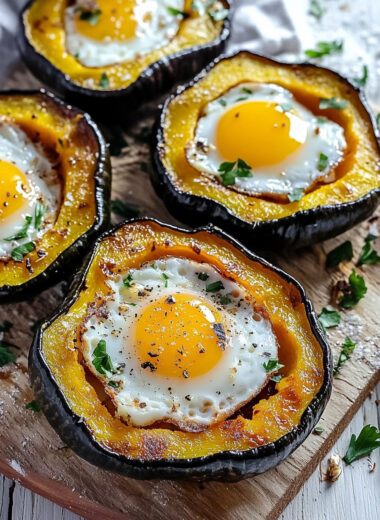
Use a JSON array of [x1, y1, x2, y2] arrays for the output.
[[18, 0, 231, 120], [30, 219, 332, 481], [152, 51, 380, 249], [0, 90, 111, 303]]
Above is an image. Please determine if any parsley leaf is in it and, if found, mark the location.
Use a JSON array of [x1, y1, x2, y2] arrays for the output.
[[353, 65, 368, 87], [198, 272, 209, 281], [333, 336, 355, 376], [325, 240, 353, 268], [99, 72, 110, 89], [162, 273, 169, 287], [305, 40, 343, 58], [0, 342, 16, 367], [318, 307, 341, 333], [208, 8, 229, 21], [26, 400, 40, 412], [377, 113, 380, 130], [339, 269, 367, 309], [220, 293, 231, 305], [92, 340, 116, 378], [167, 6, 189, 18], [218, 158, 252, 186], [218, 99, 227, 107], [34, 202, 45, 231], [309, 0, 325, 20], [317, 152, 329, 171], [111, 199, 139, 218], [319, 97, 348, 110], [242, 87, 253, 94], [76, 7, 102, 25], [0, 321, 13, 333], [263, 358, 284, 373], [288, 188, 304, 202], [206, 281, 224, 293], [123, 273, 133, 288], [357, 237, 380, 266], [11, 242, 35, 262], [4, 216, 32, 241], [343, 425, 380, 464]]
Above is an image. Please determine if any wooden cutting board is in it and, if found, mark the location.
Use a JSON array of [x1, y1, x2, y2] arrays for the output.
[[0, 64, 379, 520]]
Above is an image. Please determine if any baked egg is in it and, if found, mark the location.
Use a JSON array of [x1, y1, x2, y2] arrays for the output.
[[80, 257, 279, 432], [0, 123, 60, 260], [186, 83, 347, 197], [65, 0, 186, 67]]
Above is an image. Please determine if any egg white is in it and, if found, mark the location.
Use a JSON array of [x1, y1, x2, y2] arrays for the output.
[[65, 0, 185, 68], [186, 83, 347, 196], [81, 257, 279, 431], [0, 123, 60, 258]]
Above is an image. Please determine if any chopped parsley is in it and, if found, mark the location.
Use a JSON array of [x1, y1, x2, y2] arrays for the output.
[[377, 113, 380, 130], [218, 99, 227, 107], [34, 202, 45, 231], [318, 307, 341, 333], [92, 340, 116, 378], [317, 116, 328, 124], [218, 158, 252, 186], [353, 65, 368, 87], [357, 236, 380, 266], [317, 152, 329, 171], [162, 273, 169, 287], [313, 426, 324, 435], [108, 381, 120, 389], [263, 358, 284, 373], [220, 293, 231, 305], [123, 273, 133, 288], [288, 188, 304, 202], [111, 199, 139, 218], [0, 342, 16, 367], [343, 425, 380, 465], [0, 321, 13, 333], [167, 6, 189, 18], [333, 336, 355, 376], [198, 272, 209, 281], [206, 280, 224, 293], [4, 216, 32, 241], [339, 269, 367, 309], [319, 97, 348, 110], [309, 0, 325, 20], [242, 87, 253, 94], [305, 40, 343, 58], [26, 400, 40, 412], [280, 102, 292, 112], [325, 240, 353, 267], [271, 374, 283, 383], [11, 242, 35, 262], [235, 96, 249, 102], [76, 7, 102, 25], [99, 72, 110, 89]]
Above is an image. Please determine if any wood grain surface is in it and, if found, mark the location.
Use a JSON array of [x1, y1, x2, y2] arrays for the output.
[[0, 64, 379, 520]]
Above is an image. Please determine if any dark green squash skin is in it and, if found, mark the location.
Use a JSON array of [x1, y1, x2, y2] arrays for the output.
[[0, 89, 111, 303], [17, 0, 231, 122], [29, 218, 332, 481], [151, 51, 380, 250]]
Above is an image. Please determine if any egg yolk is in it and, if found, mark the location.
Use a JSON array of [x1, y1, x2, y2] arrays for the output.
[[134, 293, 226, 379], [75, 0, 143, 41], [216, 101, 308, 168], [0, 161, 29, 222]]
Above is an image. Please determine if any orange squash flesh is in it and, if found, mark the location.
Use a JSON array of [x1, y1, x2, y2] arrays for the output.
[[0, 93, 98, 287], [41, 220, 324, 460], [161, 53, 380, 222], [24, 0, 228, 91]]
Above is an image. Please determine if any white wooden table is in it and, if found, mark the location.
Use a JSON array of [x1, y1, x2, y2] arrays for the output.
[[1, 382, 378, 520]]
